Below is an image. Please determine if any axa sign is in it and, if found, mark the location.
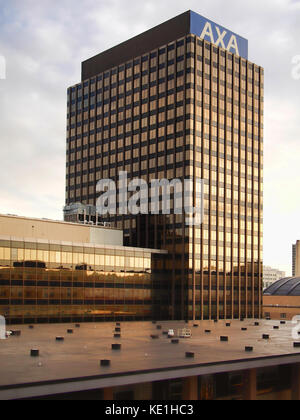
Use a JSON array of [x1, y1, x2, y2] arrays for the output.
[[190, 12, 248, 60]]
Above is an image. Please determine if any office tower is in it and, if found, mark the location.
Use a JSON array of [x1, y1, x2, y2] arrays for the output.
[[293, 241, 300, 277], [293, 244, 296, 277], [65, 11, 264, 320]]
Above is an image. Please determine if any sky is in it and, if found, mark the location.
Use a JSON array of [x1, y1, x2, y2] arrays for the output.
[[0, 0, 299, 275]]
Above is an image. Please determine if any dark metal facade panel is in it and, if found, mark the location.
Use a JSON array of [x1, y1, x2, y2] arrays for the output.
[[82, 11, 191, 81]]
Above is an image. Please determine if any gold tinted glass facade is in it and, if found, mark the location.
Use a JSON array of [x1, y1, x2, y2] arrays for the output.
[[66, 34, 263, 320], [0, 238, 160, 324]]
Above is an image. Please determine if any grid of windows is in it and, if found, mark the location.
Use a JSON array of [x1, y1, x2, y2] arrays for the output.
[[189, 37, 263, 320], [0, 239, 164, 324], [66, 33, 264, 320]]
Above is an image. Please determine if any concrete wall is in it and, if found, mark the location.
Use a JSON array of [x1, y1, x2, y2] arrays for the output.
[[0, 215, 123, 246], [90, 227, 123, 247], [263, 295, 300, 320]]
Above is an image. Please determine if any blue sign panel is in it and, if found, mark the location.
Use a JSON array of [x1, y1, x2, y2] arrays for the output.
[[190, 11, 248, 60]]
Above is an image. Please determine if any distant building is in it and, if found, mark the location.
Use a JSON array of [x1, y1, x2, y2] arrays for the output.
[[263, 277, 300, 320], [292, 241, 300, 277], [263, 266, 286, 290]]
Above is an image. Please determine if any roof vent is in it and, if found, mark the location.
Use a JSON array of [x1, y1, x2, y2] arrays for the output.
[[31, 349, 39, 357], [263, 334, 270, 340], [112, 344, 121, 350]]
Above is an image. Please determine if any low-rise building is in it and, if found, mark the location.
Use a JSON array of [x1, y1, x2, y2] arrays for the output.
[[0, 214, 166, 324], [263, 266, 286, 290], [263, 277, 300, 320]]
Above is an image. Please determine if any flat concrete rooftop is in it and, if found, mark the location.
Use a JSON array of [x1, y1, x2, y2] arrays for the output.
[[1, 320, 300, 399]]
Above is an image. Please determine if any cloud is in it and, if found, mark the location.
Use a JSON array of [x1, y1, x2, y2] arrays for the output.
[[0, 0, 299, 274]]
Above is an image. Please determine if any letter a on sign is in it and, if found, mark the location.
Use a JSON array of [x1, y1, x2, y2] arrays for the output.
[[200, 22, 214, 43], [227, 35, 240, 56]]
